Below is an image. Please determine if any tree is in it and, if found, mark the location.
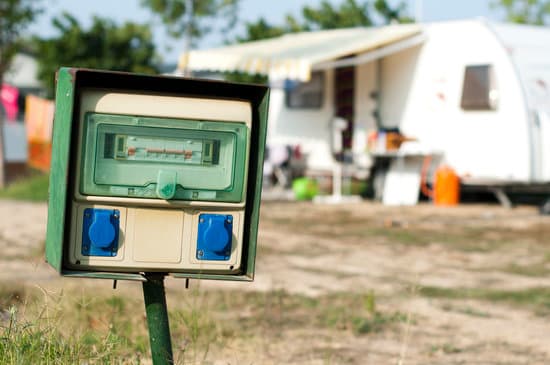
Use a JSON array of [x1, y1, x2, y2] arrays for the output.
[[34, 13, 158, 97], [226, 0, 412, 85], [238, 0, 412, 44], [235, 17, 299, 43], [0, 0, 42, 187], [492, 0, 550, 24], [299, 0, 412, 30], [373, 0, 414, 24], [141, 0, 240, 72], [301, 0, 374, 30]]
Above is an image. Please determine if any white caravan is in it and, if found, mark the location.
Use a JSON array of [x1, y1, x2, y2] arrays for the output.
[[183, 19, 550, 202]]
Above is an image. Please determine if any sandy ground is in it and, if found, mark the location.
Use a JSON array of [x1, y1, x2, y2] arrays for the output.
[[1, 198, 549, 364]]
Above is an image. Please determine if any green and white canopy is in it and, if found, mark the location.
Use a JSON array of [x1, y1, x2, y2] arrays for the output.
[[179, 23, 424, 81]]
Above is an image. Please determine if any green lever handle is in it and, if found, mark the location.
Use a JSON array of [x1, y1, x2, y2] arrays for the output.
[[156, 170, 177, 200]]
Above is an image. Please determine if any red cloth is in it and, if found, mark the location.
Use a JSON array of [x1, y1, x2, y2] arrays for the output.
[[1, 83, 19, 122]]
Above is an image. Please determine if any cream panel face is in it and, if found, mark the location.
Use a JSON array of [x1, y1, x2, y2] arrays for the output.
[[66, 90, 250, 274], [81, 91, 252, 128], [131, 209, 184, 264]]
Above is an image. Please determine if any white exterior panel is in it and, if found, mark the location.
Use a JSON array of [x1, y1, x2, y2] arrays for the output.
[[267, 69, 335, 171], [258, 19, 550, 185], [381, 20, 531, 182], [491, 23, 550, 181]]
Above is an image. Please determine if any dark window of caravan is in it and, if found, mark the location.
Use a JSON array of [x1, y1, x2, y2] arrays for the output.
[[285, 71, 325, 109], [461, 64, 498, 110]]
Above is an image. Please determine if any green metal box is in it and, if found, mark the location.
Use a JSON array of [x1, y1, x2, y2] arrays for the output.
[[45, 68, 269, 281]]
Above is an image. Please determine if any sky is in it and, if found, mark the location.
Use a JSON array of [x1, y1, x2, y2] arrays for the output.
[[28, 0, 502, 64]]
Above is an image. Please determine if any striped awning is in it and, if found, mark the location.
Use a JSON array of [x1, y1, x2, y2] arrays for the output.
[[179, 23, 423, 81]]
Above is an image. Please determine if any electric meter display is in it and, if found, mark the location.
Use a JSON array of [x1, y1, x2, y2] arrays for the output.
[[110, 134, 218, 165], [80, 113, 248, 203]]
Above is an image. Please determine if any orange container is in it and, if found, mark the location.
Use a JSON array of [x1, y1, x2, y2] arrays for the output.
[[434, 165, 460, 206]]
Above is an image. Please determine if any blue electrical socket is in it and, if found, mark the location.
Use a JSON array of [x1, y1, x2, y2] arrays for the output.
[[197, 214, 233, 261], [82, 208, 120, 257]]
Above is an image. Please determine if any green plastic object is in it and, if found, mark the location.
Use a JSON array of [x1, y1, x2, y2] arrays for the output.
[[292, 178, 318, 201], [80, 113, 248, 203], [156, 170, 177, 199]]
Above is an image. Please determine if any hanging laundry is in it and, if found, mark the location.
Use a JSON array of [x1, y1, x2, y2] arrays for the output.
[[25, 94, 54, 171], [1, 84, 19, 122]]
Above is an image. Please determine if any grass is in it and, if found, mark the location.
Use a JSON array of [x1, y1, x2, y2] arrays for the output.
[[175, 288, 406, 339], [0, 306, 124, 364], [440, 303, 492, 318], [503, 263, 550, 277], [266, 214, 518, 252], [0, 283, 402, 364], [429, 343, 462, 355], [420, 286, 550, 316], [261, 202, 549, 254], [0, 286, 139, 364], [0, 172, 49, 202], [498, 254, 550, 277]]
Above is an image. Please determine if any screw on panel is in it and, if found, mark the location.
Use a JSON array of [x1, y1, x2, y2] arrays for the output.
[[197, 250, 204, 257], [199, 218, 204, 224]]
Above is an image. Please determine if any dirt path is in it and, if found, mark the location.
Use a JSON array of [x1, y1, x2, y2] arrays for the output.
[[1, 199, 549, 364], [206, 202, 550, 363]]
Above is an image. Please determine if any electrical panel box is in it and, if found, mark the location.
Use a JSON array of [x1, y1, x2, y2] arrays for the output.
[[45, 68, 269, 281]]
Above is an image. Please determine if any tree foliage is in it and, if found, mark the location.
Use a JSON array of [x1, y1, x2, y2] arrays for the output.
[[0, 0, 42, 188], [373, 0, 414, 24], [298, 0, 413, 30], [238, 0, 412, 44], [492, 0, 550, 24], [0, 0, 42, 83], [300, 0, 373, 30], [235, 15, 303, 43], [141, 0, 240, 47], [33, 13, 158, 97], [228, 0, 411, 84]]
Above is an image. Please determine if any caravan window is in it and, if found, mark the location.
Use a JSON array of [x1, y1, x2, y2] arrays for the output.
[[285, 71, 325, 109], [461, 64, 498, 110]]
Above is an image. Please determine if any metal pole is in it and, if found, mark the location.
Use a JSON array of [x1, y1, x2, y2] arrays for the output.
[[182, 0, 194, 76], [415, 0, 423, 22], [143, 273, 174, 365]]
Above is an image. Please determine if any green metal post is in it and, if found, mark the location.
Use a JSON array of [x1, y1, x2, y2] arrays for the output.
[[143, 274, 174, 365]]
